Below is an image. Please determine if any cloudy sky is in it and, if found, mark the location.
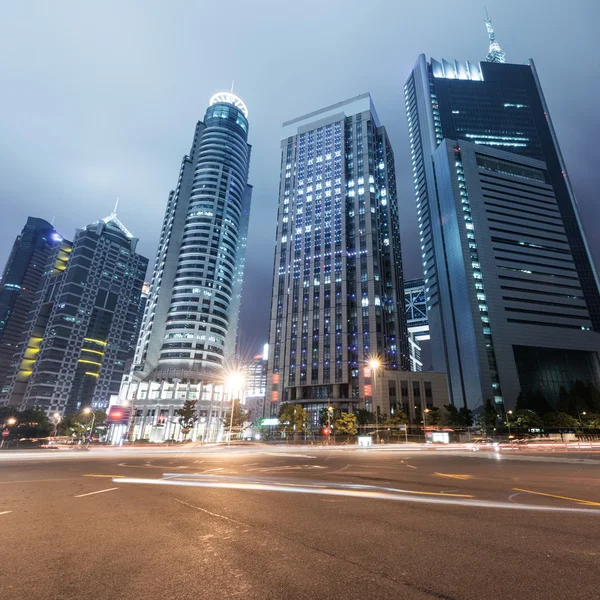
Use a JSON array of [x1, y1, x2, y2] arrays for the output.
[[2, 0, 599, 356]]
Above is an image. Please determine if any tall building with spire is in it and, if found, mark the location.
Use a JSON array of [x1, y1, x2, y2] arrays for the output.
[[0, 217, 63, 396], [119, 92, 252, 442], [403, 27, 600, 411], [1, 212, 148, 415], [485, 12, 505, 64]]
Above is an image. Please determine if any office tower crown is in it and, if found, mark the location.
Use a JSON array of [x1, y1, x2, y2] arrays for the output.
[[485, 12, 506, 64]]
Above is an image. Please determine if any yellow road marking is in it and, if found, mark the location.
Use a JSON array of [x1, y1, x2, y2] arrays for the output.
[[434, 473, 473, 481], [513, 488, 600, 507], [83, 474, 126, 478]]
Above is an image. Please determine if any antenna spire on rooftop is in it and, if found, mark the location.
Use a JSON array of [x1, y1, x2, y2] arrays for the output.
[[485, 11, 506, 64]]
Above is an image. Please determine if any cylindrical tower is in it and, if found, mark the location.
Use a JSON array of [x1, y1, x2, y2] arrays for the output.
[[157, 93, 251, 374]]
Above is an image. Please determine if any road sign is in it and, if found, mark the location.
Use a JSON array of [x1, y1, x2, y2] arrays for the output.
[[2, 429, 9, 437]]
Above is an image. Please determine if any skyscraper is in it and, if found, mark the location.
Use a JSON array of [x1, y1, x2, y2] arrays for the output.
[[404, 20, 600, 410], [119, 92, 252, 442], [266, 94, 409, 425], [0, 217, 62, 395], [1, 212, 148, 415]]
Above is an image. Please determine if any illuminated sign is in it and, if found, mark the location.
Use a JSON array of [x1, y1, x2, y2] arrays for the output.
[[106, 405, 131, 425]]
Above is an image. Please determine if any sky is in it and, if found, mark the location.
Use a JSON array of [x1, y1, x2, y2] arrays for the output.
[[1, 0, 600, 358]]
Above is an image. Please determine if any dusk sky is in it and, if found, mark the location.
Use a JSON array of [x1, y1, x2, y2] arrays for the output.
[[2, 0, 599, 356]]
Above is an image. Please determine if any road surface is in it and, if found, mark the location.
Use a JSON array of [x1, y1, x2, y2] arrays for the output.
[[1, 445, 599, 599]]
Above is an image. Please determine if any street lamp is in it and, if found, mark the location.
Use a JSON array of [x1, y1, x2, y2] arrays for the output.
[[506, 410, 513, 438], [52, 412, 61, 437], [226, 372, 245, 446], [82, 407, 96, 446], [368, 358, 381, 443], [6, 417, 17, 426], [423, 408, 430, 441]]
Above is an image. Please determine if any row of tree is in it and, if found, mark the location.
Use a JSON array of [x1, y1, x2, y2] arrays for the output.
[[0, 407, 107, 441]]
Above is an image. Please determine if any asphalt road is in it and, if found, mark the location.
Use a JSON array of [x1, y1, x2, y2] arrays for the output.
[[1, 445, 600, 600]]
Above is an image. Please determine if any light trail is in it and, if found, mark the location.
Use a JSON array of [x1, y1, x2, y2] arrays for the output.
[[113, 475, 600, 515]]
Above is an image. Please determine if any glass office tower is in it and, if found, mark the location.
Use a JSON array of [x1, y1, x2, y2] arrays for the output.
[[1, 213, 147, 415], [405, 39, 600, 409], [0, 217, 62, 395], [266, 94, 409, 424]]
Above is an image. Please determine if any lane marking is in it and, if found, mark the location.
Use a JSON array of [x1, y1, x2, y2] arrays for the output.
[[0, 511, 12, 516], [202, 468, 224, 474], [75, 487, 119, 498], [83, 474, 126, 478], [513, 487, 600, 507], [434, 473, 473, 480], [406, 464, 417, 469]]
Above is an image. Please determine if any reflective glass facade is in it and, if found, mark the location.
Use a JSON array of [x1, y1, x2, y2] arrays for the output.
[[405, 55, 600, 409]]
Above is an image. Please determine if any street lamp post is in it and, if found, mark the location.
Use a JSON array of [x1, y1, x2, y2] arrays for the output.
[[83, 407, 96, 446], [52, 412, 61, 437], [368, 358, 381, 443], [506, 410, 513, 438], [423, 408, 430, 442], [226, 372, 245, 446]]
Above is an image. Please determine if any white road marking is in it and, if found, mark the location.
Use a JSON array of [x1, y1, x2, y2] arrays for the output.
[[202, 468, 224, 473], [241, 463, 259, 467], [0, 511, 12, 515], [75, 487, 119, 498]]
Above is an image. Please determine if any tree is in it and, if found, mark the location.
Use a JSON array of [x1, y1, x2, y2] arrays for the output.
[[13, 409, 51, 438], [333, 412, 358, 436], [376, 406, 387, 424], [442, 404, 462, 427], [389, 411, 408, 425], [511, 409, 542, 428], [355, 408, 375, 425], [427, 407, 441, 426], [481, 399, 498, 435], [458, 407, 473, 427], [59, 410, 106, 440], [278, 404, 309, 436], [543, 412, 578, 429], [222, 399, 251, 429], [584, 413, 600, 428], [175, 400, 198, 439], [515, 392, 526, 412]]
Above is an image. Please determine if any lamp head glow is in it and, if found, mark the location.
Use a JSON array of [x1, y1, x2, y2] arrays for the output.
[[368, 358, 381, 370], [226, 372, 245, 390], [209, 92, 249, 118]]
